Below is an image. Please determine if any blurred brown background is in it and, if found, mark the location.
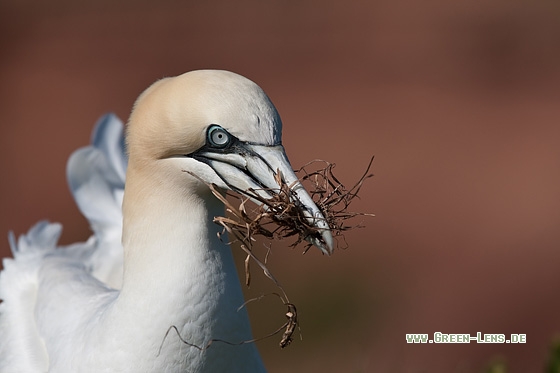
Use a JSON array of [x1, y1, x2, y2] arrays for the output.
[[1, 1, 560, 372]]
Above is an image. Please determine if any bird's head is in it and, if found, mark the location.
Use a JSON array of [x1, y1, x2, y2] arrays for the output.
[[126, 70, 333, 255]]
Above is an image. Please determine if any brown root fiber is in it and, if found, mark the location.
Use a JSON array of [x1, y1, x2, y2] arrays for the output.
[[184, 156, 373, 348], [211, 155, 374, 254]]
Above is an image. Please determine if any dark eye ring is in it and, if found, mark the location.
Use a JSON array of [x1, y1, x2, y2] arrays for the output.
[[207, 125, 232, 148]]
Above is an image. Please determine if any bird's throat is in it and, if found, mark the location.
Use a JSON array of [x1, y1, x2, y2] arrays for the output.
[[105, 163, 258, 370]]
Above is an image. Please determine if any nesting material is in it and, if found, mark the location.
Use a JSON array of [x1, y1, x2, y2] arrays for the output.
[[189, 156, 373, 348], [211, 156, 374, 257], [294, 156, 375, 251]]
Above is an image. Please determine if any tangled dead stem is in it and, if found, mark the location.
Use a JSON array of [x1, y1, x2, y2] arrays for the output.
[[184, 156, 374, 349]]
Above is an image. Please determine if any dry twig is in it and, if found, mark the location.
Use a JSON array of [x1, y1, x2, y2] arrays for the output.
[[183, 156, 373, 348], [210, 155, 374, 254]]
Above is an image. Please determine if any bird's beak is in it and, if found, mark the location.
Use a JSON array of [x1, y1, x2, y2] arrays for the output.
[[192, 143, 334, 255]]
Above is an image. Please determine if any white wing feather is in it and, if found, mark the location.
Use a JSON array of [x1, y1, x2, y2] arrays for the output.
[[0, 114, 127, 372]]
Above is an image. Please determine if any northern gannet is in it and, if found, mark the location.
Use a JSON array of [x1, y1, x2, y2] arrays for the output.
[[0, 70, 332, 372]]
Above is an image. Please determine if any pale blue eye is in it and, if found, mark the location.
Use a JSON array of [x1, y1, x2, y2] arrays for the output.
[[207, 125, 231, 148]]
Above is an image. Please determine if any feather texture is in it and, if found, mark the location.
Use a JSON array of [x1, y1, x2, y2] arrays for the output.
[[0, 114, 127, 372], [0, 70, 329, 372]]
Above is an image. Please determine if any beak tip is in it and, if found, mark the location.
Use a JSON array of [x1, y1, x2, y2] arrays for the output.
[[318, 230, 334, 256], [306, 230, 333, 256]]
